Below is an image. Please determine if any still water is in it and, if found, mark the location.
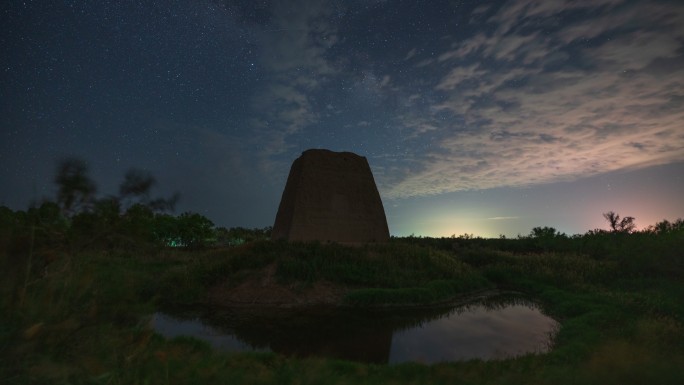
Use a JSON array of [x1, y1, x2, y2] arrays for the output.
[[152, 295, 559, 364]]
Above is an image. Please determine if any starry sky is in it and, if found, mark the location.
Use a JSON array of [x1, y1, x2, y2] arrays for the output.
[[2, 0, 684, 237]]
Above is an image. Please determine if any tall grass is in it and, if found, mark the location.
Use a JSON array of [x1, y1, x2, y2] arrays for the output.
[[274, 241, 474, 286]]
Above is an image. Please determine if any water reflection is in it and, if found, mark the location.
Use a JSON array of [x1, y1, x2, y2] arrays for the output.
[[152, 294, 558, 364]]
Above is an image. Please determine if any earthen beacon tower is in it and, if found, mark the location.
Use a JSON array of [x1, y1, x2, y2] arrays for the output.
[[271, 149, 390, 243]]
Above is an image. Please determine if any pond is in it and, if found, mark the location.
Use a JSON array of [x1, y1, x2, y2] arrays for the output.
[[152, 294, 559, 364]]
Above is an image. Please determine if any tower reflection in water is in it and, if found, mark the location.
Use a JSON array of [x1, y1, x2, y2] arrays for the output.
[[153, 295, 559, 364]]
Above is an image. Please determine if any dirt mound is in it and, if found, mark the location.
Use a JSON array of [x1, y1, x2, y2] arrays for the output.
[[206, 264, 348, 307]]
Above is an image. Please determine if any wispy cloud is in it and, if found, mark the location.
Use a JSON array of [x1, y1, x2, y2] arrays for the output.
[[250, 0, 340, 161], [487, 216, 519, 221], [385, 0, 684, 199]]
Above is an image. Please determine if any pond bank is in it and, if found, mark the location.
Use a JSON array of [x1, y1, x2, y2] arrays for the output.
[[203, 262, 502, 308]]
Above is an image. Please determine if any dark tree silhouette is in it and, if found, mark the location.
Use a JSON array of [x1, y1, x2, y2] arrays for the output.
[[119, 169, 155, 202], [119, 168, 178, 212], [648, 219, 684, 234], [529, 226, 560, 238], [176, 212, 214, 248], [147, 193, 179, 213], [54, 157, 97, 216], [603, 211, 636, 233]]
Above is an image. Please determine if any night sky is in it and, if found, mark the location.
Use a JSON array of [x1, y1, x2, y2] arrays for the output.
[[2, 0, 683, 237]]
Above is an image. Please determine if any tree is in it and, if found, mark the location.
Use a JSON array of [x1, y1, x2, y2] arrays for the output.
[[54, 157, 97, 216], [118, 168, 178, 212], [147, 193, 179, 213], [529, 226, 560, 239], [651, 219, 671, 235], [120, 203, 156, 244], [528, 226, 566, 252], [603, 211, 636, 233], [648, 219, 684, 235], [176, 212, 214, 248], [119, 169, 155, 205]]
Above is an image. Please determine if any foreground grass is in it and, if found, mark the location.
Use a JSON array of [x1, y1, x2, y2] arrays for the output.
[[2, 239, 684, 384], [155, 241, 492, 306]]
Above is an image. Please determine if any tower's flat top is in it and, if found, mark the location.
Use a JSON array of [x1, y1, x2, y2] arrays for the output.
[[300, 148, 366, 160]]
